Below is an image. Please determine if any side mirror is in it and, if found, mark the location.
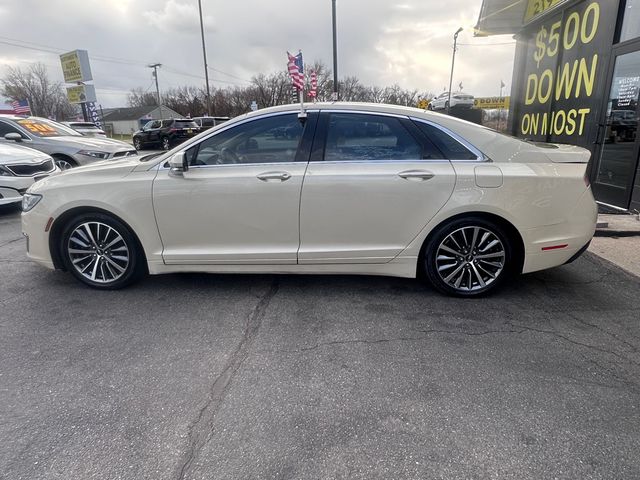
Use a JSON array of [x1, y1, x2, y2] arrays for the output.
[[4, 132, 22, 142], [168, 151, 189, 176]]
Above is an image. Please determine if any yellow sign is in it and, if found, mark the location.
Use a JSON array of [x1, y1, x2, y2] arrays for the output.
[[59, 50, 92, 83], [473, 97, 510, 109], [417, 99, 429, 109], [66, 84, 96, 104], [524, 0, 565, 23]]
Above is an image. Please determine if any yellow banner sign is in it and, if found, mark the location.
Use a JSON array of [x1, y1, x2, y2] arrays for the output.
[[473, 96, 510, 109], [524, 0, 565, 23]]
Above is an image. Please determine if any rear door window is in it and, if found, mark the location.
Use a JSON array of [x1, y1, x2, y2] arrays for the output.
[[323, 113, 424, 161]]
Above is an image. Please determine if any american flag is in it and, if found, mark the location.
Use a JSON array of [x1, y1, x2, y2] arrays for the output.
[[11, 99, 30, 114], [309, 71, 317, 98], [287, 51, 304, 91]]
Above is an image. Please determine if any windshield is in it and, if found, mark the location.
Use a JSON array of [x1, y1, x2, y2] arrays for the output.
[[18, 118, 82, 137]]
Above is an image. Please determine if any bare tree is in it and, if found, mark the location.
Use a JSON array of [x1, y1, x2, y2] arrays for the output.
[[127, 87, 158, 108], [1, 63, 77, 120]]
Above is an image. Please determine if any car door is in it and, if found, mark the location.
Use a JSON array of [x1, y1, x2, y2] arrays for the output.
[[298, 111, 456, 264], [144, 120, 161, 145], [152, 112, 317, 264]]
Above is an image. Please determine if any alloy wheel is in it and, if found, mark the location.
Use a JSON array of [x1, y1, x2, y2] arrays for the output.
[[67, 221, 130, 284], [435, 226, 505, 292], [55, 159, 74, 170], [162, 138, 170, 150]]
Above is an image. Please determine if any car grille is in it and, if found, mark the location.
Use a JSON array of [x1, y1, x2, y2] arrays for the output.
[[6, 159, 55, 177], [113, 150, 138, 158]]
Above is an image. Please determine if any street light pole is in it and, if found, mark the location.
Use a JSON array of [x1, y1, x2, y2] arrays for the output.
[[149, 63, 162, 119], [332, 0, 339, 101], [198, 0, 212, 116], [447, 27, 463, 115]]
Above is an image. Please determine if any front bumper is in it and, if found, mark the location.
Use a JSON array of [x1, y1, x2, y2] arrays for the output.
[[0, 176, 37, 205], [22, 203, 55, 270]]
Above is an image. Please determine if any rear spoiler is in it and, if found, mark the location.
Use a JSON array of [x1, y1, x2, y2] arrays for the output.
[[532, 142, 591, 164]]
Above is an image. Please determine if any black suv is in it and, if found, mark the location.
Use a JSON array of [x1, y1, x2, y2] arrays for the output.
[[133, 118, 200, 150]]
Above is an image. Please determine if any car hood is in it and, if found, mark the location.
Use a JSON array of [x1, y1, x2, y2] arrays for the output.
[[41, 136, 133, 151], [0, 143, 52, 164]]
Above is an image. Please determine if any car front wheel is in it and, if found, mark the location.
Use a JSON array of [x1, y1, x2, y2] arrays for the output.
[[424, 217, 513, 297], [133, 137, 142, 150], [161, 137, 171, 150], [60, 213, 145, 289]]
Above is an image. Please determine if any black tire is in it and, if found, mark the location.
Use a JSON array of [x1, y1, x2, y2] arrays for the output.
[[427, 103, 434, 111], [52, 155, 76, 170], [133, 137, 143, 150], [444, 101, 450, 111], [423, 217, 513, 297], [60, 212, 146, 289], [161, 137, 171, 150]]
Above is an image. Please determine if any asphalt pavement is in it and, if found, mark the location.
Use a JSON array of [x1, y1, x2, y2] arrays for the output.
[[1, 204, 640, 480]]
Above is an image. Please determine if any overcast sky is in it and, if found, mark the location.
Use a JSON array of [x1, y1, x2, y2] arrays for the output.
[[0, 0, 515, 108]]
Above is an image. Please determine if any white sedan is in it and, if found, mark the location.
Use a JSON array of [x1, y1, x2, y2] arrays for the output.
[[0, 143, 59, 206], [21, 103, 597, 296]]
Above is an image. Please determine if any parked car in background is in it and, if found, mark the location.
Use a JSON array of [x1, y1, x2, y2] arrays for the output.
[[133, 118, 200, 150], [62, 122, 107, 137], [0, 143, 59, 206], [192, 116, 230, 131], [429, 92, 475, 111], [0, 115, 137, 170], [22, 102, 597, 296]]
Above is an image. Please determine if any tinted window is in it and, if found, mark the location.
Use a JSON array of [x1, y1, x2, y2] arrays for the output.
[[186, 114, 304, 166], [324, 113, 422, 161], [202, 119, 214, 127], [413, 121, 478, 160], [0, 120, 27, 138], [175, 120, 198, 128], [161, 119, 174, 128]]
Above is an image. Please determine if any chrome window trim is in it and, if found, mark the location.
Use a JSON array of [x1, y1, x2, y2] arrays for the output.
[[409, 116, 490, 162], [154, 110, 315, 170], [308, 159, 452, 165]]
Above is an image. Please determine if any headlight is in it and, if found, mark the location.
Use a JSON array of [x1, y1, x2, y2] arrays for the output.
[[78, 150, 109, 159], [22, 193, 42, 212]]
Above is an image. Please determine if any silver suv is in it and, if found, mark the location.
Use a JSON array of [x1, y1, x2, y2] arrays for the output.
[[0, 115, 137, 170]]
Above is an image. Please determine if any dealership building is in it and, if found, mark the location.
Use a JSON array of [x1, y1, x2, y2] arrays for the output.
[[477, 0, 640, 212]]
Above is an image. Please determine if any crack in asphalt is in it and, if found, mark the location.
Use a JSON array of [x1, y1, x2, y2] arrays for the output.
[[0, 236, 24, 249], [175, 278, 279, 480], [566, 311, 639, 353]]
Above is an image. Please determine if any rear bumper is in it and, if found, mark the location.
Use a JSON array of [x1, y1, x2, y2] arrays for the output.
[[521, 188, 597, 274]]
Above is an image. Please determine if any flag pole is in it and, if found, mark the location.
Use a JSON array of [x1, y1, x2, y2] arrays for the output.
[[298, 51, 306, 119]]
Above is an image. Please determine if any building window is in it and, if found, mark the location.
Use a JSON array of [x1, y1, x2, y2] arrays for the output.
[[620, 0, 640, 42]]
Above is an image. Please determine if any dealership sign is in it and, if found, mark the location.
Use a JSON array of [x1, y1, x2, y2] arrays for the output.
[[473, 97, 510, 109], [59, 50, 93, 83], [511, 0, 616, 146], [66, 84, 97, 104]]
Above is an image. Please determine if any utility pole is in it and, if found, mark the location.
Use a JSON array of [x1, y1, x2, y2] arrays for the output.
[[198, 0, 212, 116], [447, 27, 463, 115], [149, 63, 162, 119], [331, 0, 339, 101]]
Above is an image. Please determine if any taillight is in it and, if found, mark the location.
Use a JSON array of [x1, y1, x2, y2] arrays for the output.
[[169, 128, 177, 133]]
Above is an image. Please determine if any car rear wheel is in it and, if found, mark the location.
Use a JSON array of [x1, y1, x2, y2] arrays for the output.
[[423, 217, 513, 297], [60, 213, 145, 289], [161, 137, 171, 150]]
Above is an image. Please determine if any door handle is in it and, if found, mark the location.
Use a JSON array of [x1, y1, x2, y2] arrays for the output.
[[397, 170, 435, 180], [257, 171, 291, 181]]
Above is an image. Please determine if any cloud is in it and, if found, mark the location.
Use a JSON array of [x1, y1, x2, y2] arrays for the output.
[[0, 0, 516, 107], [143, 0, 214, 34]]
